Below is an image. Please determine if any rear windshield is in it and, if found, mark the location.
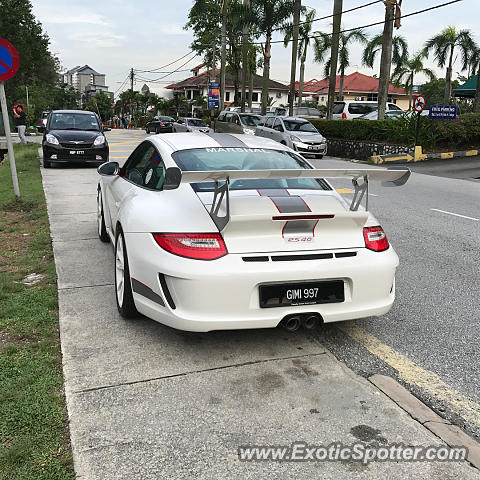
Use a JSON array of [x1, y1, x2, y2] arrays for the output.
[[187, 119, 207, 127], [158, 116, 173, 122], [332, 102, 345, 114], [172, 148, 330, 191], [283, 120, 317, 132], [49, 113, 100, 131], [239, 114, 261, 126], [348, 103, 377, 114]]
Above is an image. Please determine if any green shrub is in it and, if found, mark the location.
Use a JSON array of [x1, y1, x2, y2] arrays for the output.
[[310, 113, 480, 151]]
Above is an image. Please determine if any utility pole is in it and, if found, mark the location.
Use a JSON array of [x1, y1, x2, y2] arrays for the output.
[[130, 68, 134, 92], [211, 36, 217, 82], [327, 0, 342, 120], [220, 0, 229, 111], [378, 0, 396, 120], [240, 0, 250, 112], [289, 0, 301, 116]]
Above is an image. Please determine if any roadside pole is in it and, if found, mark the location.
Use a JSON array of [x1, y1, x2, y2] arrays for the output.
[[413, 94, 426, 161], [0, 81, 20, 197]]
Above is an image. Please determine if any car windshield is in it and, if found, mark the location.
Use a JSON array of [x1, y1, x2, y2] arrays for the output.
[[283, 120, 317, 132], [172, 148, 330, 192], [50, 113, 100, 131], [187, 119, 207, 127], [239, 114, 261, 126]]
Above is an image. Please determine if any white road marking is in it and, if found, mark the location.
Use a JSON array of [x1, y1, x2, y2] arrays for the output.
[[430, 208, 479, 222]]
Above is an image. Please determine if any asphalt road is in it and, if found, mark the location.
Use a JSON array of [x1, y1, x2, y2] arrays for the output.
[[312, 155, 480, 440], [405, 156, 480, 181]]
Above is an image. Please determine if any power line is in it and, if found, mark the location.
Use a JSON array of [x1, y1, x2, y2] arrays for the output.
[[245, 0, 462, 46], [134, 51, 195, 73], [139, 52, 199, 83]]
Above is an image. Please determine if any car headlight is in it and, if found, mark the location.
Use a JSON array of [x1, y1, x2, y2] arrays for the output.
[[243, 128, 255, 135], [93, 135, 105, 146], [46, 133, 59, 145], [290, 135, 302, 143]]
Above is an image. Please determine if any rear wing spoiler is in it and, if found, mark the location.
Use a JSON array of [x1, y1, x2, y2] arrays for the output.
[[163, 166, 410, 230]]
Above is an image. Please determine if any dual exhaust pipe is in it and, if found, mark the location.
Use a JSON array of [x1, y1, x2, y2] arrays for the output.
[[280, 313, 322, 332]]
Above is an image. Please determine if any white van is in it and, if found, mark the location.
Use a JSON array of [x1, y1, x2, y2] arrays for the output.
[[332, 101, 403, 120]]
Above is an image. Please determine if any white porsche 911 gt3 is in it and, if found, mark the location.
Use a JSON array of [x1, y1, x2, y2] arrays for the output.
[[97, 133, 410, 332]]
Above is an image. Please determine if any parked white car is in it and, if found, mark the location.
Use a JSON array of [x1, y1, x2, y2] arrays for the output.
[[96, 132, 410, 332], [172, 117, 211, 133], [255, 116, 327, 158], [333, 101, 403, 120]]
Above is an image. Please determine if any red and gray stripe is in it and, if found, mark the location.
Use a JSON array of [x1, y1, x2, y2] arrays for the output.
[[257, 189, 317, 237]]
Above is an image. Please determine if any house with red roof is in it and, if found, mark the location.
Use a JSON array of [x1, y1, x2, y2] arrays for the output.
[[301, 72, 409, 110]]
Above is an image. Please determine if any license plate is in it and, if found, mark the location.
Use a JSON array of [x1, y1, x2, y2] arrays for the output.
[[259, 280, 344, 308], [308, 145, 319, 150], [70, 150, 84, 155]]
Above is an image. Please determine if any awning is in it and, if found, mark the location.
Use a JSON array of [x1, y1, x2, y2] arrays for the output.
[[453, 75, 477, 98]]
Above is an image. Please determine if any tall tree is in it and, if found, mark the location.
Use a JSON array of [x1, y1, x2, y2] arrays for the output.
[[327, 0, 342, 119], [314, 29, 368, 100], [284, 9, 315, 107], [315, 30, 367, 99], [392, 51, 436, 109], [362, 33, 408, 72], [468, 46, 480, 113], [251, 0, 295, 115], [377, 0, 400, 120], [240, 0, 251, 111], [424, 26, 475, 104], [0, 0, 59, 116]]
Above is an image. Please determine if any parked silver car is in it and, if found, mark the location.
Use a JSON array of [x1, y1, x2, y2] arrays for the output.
[[214, 111, 262, 135], [273, 106, 325, 119], [172, 117, 211, 133], [255, 116, 327, 158]]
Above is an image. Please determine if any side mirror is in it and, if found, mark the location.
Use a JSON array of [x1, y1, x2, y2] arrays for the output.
[[97, 161, 119, 176], [163, 166, 182, 190]]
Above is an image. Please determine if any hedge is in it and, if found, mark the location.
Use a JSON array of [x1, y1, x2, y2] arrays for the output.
[[309, 113, 480, 151]]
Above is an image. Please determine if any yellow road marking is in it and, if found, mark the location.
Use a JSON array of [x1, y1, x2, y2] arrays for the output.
[[336, 188, 355, 194], [340, 323, 480, 427]]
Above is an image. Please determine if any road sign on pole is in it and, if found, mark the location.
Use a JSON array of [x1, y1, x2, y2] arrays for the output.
[[413, 95, 426, 113], [0, 38, 20, 198]]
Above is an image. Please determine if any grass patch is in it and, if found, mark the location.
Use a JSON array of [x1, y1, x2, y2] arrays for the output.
[[0, 144, 74, 480]]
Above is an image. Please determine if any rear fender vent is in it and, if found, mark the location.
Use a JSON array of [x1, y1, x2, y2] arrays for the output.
[[158, 273, 176, 310], [241, 251, 357, 262]]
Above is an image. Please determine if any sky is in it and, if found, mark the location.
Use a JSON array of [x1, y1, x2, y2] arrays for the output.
[[30, 0, 477, 99]]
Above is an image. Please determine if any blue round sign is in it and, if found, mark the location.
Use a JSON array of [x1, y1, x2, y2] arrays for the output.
[[0, 38, 20, 81]]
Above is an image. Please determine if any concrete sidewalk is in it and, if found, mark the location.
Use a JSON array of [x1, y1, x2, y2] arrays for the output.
[[41, 162, 479, 479]]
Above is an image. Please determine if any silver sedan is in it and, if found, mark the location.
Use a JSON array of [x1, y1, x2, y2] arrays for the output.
[[172, 117, 211, 133]]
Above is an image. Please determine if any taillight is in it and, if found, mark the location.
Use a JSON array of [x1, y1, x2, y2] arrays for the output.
[[159, 122, 165, 126], [152, 233, 228, 260], [342, 112, 347, 119], [363, 226, 389, 252]]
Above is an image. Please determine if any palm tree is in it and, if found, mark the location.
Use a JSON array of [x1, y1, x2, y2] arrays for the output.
[[362, 33, 408, 74], [284, 9, 316, 106], [424, 26, 475, 104], [251, 0, 295, 115], [313, 29, 368, 100], [392, 51, 436, 109], [468, 46, 480, 113]]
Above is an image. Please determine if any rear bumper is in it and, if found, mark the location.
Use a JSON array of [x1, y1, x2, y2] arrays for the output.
[[125, 232, 399, 332]]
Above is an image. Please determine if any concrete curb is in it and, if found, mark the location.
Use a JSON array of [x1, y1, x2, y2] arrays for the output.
[[371, 148, 480, 165], [369, 374, 480, 470]]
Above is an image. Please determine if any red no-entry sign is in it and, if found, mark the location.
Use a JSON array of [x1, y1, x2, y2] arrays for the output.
[[0, 38, 20, 82], [413, 95, 426, 113]]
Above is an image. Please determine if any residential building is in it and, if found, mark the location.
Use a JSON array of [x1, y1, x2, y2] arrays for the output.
[[63, 65, 112, 105], [299, 72, 409, 110], [165, 66, 289, 108]]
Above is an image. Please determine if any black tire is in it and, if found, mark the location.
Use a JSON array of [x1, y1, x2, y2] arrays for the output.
[[115, 229, 139, 319], [97, 190, 110, 243], [155, 127, 160, 134], [146, 126, 150, 134], [317, 155, 324, 159], [43, 159, 51, 168]]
